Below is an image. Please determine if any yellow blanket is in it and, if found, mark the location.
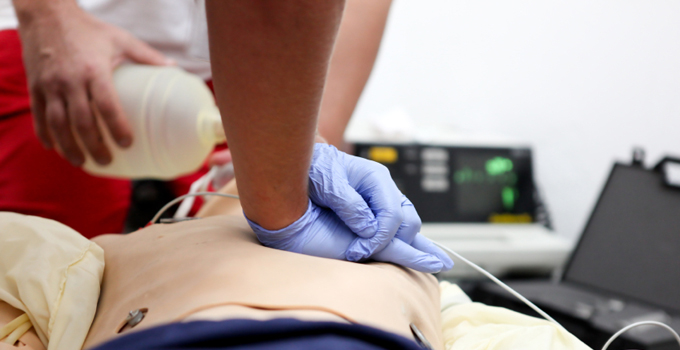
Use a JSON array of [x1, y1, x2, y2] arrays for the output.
[[0, 212, 104, 350], [440, 281, 592, 350]]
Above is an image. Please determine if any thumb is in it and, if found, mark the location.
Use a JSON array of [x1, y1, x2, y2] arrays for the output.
[[122, 35, 175, 66]]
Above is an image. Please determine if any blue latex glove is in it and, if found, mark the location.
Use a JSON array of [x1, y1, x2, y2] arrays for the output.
[[247, 143, 453, 273], [308, 143, 451, 266], [247, 198, 452, 273]]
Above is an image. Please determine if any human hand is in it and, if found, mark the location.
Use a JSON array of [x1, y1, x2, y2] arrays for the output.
[[17, 3, 173, 166], [308, 143, 452, 271], [248, 199, 450, 273]]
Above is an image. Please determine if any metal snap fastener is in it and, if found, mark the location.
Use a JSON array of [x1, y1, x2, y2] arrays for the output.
[[125, 309, 145, 328], [410, 323, 433, 350]]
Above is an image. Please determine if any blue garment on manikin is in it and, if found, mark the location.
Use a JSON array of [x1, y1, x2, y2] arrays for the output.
[[91, 318, 426, 350]]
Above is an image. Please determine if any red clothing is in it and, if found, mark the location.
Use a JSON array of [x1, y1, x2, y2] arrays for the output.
[[0, 30, 224, 236], [0, 29, 131, 238]]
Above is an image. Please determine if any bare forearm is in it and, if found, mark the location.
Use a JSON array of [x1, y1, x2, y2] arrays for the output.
[[318, 0, 392, 150], [12, 0, 76, 25], [206, 1, 344, 230]]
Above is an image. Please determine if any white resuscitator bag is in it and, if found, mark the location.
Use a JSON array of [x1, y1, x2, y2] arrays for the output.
[[81, 64, 226, 180]]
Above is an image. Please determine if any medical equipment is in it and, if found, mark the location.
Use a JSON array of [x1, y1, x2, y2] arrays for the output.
[[477, 160, 680, 349], [353, 143, 537, 223], [80, 65, 225, 179], [348, 129, 571, 278]]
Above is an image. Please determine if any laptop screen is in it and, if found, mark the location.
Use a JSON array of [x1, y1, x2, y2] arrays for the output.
[[564, 164, 680, 313]]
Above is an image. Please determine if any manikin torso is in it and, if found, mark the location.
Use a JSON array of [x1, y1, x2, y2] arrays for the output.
[[83, 215, 443, 349]]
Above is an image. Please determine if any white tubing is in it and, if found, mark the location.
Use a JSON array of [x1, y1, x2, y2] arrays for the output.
[[151, 192, 239, 224], [173, 167, 218, 219], [432, 241, 564, 328]]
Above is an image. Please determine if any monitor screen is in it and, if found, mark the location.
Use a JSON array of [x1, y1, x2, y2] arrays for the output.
[[452, 148, 534, 222], [564, 164, 680, 313], [453, 149, 533, 222], [355, 144, 536, 222]]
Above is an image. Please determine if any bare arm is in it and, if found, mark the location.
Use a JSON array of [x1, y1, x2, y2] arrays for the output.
[[318, 0, 392, 151], [206, 1, 344, 230]]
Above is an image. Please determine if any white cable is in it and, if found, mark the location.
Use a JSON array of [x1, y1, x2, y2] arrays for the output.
[[151, 192, 240, 224], [601, 320, 680, 350], [174, 167, 217, 219], [432, 241, 564, 329]]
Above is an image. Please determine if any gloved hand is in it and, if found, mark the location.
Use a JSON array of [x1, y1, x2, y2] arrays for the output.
[[247, 198, 451, 273], [308, 143, 451, 267], [247, 143, 453, 273]]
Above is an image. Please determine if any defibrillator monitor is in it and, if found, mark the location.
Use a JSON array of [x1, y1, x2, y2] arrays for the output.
[[354, 144, 537, 223]]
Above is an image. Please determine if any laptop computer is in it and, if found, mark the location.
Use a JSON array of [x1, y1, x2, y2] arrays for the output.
[[476, 162, 680, 349]]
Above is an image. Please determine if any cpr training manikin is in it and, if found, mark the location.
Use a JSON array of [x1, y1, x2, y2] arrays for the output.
[[0, 180, 590, 350]]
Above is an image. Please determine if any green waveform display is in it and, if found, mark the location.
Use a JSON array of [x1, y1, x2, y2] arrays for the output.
[[502, 186, 518, 210], [454, 156, 519, 211], [453, 167, 517, 185], [485, 157, 514, 175]]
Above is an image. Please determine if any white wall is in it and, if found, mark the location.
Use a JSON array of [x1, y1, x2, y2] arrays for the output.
[[351, 0, 680, 241]]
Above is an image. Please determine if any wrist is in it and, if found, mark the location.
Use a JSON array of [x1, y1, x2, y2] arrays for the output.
[[246, 199, 314, 251], [314, 128, 328, 144], [241, 189, 309, 231], [12, 0, 78, 27]]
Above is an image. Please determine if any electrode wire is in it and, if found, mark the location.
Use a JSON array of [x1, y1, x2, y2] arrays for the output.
[[432, 241, 564, 328], [601, 320, 680, 350], [151, 192, 240, 224]]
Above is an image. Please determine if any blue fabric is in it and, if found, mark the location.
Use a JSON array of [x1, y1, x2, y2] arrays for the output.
[[91, 318, 425, 350]]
